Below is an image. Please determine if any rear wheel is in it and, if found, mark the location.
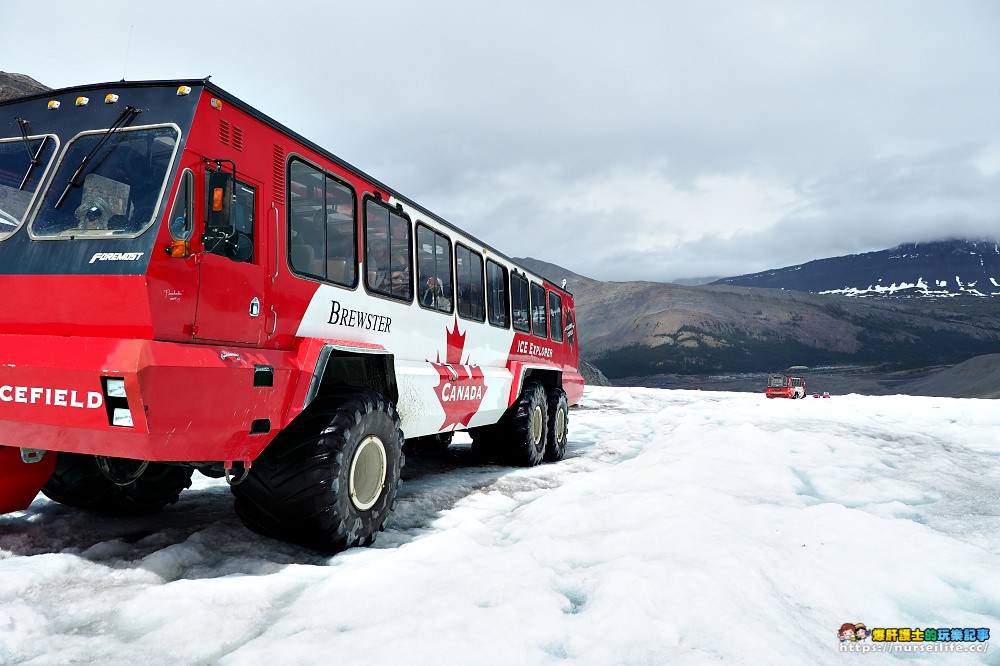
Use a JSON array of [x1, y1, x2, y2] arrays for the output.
[[544, 388, 569, 462], [41, 453, 193, 516], [232, 389, 404, 552], [497, 380, 548, 467]]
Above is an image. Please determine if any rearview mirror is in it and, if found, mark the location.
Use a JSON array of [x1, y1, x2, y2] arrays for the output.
[[206, 170, 234, 235]]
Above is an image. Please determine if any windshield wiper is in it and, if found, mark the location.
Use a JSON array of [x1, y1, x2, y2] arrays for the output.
[[54, 105, 141, 209], [15, 117, 49, 191]]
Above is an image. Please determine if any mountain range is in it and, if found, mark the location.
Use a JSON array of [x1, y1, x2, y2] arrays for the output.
[[516, 242, 1000, 383], [712, 239, 1000, 298]]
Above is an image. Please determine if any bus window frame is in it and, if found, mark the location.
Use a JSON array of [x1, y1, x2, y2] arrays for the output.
[[286, 156, 358, 289], [362, 196, 413, 303], [0, 133, 59, 242], [415, 221, 454, 315], [486, 258, 510, 329], [167, 168, 194, 241], [455, 242, 485, 323], [529, 281, 548, 339], [549, 290, 563, 342], [511, 271, 530, 333]]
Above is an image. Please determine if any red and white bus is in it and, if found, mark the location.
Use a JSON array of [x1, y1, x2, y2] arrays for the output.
[[764, 374, 806, 399], [0, 79, 583, 552]]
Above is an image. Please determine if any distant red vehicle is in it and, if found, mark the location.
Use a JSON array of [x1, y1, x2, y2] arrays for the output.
[[765, 374, 806, 399]]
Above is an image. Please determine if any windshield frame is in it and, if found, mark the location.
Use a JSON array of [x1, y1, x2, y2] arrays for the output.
[[27, 122, 182, 241], [0, 133, 60, 241]]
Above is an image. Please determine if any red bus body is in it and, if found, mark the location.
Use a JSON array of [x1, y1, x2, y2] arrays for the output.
[[764, 374, 805, 399], [0, 80, 583, 514]]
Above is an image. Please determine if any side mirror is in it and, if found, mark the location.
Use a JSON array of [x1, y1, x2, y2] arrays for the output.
[[206, 170, 234, 236]]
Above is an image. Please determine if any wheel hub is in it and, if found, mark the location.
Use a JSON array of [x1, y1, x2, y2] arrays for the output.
[[555, 408, 566, 443], [349, 435, 387, 511], [531, 405, 543, 446]]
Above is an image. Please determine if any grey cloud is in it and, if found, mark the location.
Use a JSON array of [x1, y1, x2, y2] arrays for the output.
[[5, 0, 998, 284]]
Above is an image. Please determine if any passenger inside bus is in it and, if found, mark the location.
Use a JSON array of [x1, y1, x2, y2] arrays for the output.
[[369, 242, 408, 293], [419, 256, 449, 309]]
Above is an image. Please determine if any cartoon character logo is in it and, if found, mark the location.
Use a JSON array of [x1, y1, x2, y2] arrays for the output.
[[838, 622, 869, 642], [430, 317, 487, 430]]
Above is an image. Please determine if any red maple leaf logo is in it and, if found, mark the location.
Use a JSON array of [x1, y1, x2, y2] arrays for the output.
[[430, 317, 487, 430]]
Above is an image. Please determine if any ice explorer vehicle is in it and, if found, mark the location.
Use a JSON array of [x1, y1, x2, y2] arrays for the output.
[[0, 79, 583, 552], [764, 374, 806, 399]]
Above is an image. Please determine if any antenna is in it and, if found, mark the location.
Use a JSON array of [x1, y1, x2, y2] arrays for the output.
[[121, 25, 134, 81]]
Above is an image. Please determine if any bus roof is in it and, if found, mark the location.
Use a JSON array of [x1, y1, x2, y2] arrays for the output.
[[5, 78, 572, 296]]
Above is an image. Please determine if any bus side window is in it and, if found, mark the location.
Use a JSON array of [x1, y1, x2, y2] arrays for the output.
[[233, 182, 255, 260], [288, 159, 357, 286], [456, 244, 484, 322], [486, 259, 509, 328], [417, 223, 452, 313], [364, 199, 412, 301], [549, 291, 563, 342], [511, 273, 530, 333], [167, 169, 194, 242], [530, 282, 547, 338]]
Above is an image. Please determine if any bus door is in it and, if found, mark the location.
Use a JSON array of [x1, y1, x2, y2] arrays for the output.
[[193, 167, 266, 344]]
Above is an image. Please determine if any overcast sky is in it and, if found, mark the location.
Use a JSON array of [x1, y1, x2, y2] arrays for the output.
[[5, 1, 999, 282]]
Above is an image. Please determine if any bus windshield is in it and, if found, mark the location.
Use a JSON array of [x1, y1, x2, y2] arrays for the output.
[[31, 125, 179, 239], [0, 134, 57, 240]]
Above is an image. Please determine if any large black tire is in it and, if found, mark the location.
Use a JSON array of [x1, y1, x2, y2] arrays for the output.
[[497, 380, 548, 467], [232, 389, 404, 553], [468, 423, 500, 462], [544, 388, 569, 462], [41, 453, 193, 516]]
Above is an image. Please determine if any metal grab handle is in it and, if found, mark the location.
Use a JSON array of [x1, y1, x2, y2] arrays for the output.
[[271, 202, 280, 283], [268, 305, 278, 336]]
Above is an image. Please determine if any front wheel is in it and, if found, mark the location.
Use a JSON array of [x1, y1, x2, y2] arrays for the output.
[[232, 389, 404, 552], [41, 453, 193, 516]]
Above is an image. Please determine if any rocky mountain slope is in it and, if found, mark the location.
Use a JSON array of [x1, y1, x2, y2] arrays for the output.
[[0, 72, 49, 101], [517, 256, 1000, 380], [712, 239, 1000, 297]]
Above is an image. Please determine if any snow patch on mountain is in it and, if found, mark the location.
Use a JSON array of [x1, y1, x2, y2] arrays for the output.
[[717, 239, 1000, 298]]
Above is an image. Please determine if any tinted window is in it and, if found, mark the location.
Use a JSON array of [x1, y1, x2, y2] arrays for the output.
[[511, 272, 530, 333], [549, 291, 563, 342], [365, 199, 411, 300], [288, 160, 357, 287], [486, 260, 509, 328], [0, 133, 56, 240], [205, 176, 255, 263], [33, 126, 178, 238], [416, 223, 452, 313], [530, 282, 547, 338], [167, 169, 194, 241], [456, 244, 484, 321]]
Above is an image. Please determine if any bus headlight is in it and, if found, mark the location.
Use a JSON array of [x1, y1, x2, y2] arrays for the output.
[[112, 408, 134, 428], [106, 378, 126, 398]]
